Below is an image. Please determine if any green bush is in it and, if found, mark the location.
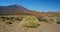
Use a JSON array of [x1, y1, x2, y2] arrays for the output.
[[20, 16, 40, 28]]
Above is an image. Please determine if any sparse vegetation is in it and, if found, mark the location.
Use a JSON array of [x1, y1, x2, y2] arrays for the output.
[[0, 16, 25, 25], [0, 14, 60, 32]]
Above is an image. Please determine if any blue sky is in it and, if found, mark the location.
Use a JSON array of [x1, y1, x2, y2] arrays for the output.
[[0, 0, 60, 12]]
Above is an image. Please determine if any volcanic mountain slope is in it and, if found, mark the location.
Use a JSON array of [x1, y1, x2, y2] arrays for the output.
[[0, 5, 33, 15], [0, 4, 60, 18]]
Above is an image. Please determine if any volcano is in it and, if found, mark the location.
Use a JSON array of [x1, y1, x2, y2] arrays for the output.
[[0, 4, 32, 15]]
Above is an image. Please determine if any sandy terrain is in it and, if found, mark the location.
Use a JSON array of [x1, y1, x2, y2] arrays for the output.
[[0, 21, 60, 32]]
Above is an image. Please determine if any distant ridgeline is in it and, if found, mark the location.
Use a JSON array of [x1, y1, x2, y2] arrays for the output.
[[0, 5, 60, 17], [0, 5, 31, 15]]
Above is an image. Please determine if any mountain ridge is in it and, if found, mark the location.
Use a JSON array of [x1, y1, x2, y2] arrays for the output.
[[0, 4, 33, 15]]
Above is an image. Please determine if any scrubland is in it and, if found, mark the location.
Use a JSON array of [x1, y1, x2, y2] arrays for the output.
[[0, 15, 60, 32]]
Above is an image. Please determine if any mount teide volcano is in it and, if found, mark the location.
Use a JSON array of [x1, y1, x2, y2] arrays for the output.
[[0, 5, 34, 15], [0, 5, 59, 18]]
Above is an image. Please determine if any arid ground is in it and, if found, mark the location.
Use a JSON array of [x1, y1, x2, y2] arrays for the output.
[[0, 16, 60, 32], [0, 21, 60, 32]]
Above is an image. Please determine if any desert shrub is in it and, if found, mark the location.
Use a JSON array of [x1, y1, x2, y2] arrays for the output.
[[10, 17, 14, 19], [14, 17, 20, 21], [37, 17, 47, 22], [56, 22, 60, 24], [19, 16, 24, 20], [45, 16, 58, 24], [4, 20, 12, 25], [0, 16, 25, 23], [37, 17, 42, 21], [56, 17, 60, 24], [14, 17, 24, 21], [0, 16, 9, 21], [20, 16, 40, 28], [5, 17, 10, 20], [40, 18, 47, 21], [0, 16, 6, 22], [57, 17, 60, 22], [0, 19, 2, 23]]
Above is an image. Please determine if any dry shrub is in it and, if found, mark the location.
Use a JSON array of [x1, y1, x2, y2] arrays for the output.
[[20, 16, 40, 28], [4, 20, 12, 25]]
